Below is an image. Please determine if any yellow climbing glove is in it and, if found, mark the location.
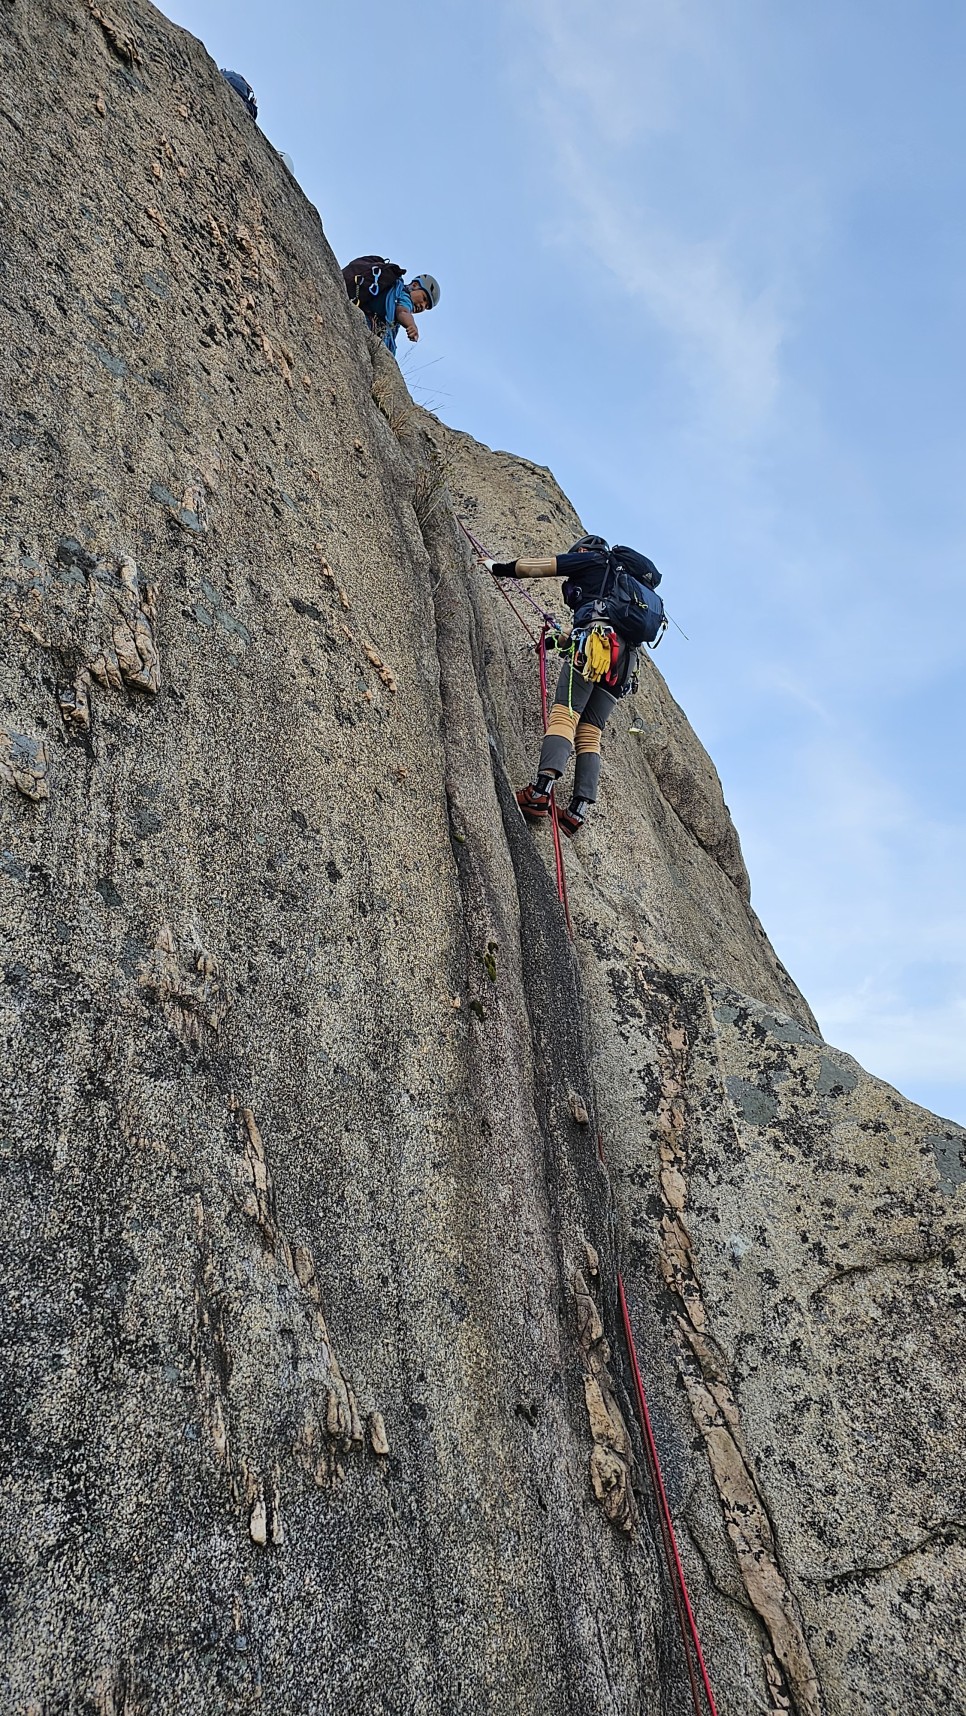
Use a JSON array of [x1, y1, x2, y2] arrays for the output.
[[582, 628, 613, 683]]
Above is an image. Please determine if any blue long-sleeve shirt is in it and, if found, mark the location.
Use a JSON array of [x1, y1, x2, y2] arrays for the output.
[[378, 281, 414, 355]]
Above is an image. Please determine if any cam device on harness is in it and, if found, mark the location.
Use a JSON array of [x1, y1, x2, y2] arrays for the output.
[[342, 256, 406, 325], [562, 545, 666, 651]]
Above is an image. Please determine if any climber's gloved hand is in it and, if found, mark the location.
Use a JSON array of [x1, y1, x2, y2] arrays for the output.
[[545, 629, 571, 651], [490, 560, 519, 580]]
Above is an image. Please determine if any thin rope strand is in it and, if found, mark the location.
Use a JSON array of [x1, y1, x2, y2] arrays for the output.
[[618, 1274, 720, 1716]]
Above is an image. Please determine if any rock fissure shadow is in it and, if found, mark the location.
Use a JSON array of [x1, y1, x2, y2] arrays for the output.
[[627, 960, 824, 1716], [491, 756, 707, 1716]]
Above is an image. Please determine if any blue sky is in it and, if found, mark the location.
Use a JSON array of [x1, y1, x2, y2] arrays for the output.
[[164, 0, 965, 1124]]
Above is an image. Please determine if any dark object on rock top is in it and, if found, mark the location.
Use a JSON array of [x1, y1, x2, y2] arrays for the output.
[[220, 69, 257, 120]]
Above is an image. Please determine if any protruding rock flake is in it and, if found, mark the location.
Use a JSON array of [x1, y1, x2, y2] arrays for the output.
[[0, 730, 50, 802], [85, 0, 143, 67], [574, 1266, 637, 1535], [139, 925, 227, 1051], [248, 1490, 268, 1548], [0, 3, 962, 1713], [368, 1412, 390, 1457]]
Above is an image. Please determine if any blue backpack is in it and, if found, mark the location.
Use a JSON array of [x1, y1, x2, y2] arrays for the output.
[[567, 546, 666, 648]]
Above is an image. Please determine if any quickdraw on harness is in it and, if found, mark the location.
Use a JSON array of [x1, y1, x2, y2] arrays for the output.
[[457, 513, 720, 1716]]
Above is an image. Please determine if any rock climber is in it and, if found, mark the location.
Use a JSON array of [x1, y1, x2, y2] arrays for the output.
[[341, 257, 441, 355], [485, 535, 662, 837], [220, 69, 258, 120]]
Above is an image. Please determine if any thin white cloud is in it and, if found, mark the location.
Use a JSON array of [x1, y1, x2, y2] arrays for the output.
[[522, 0, 709, 146], [736, 732, 966, 1109], [519, 0, 790, 431], [815, 986, 966, 1090], [750, 667, 837, 724]]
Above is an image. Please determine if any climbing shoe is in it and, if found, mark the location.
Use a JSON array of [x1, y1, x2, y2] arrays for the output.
[[558, 801, 589, 838], [516, 782, 552, 820]]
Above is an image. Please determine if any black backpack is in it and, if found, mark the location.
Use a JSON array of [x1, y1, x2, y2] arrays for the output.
[[342, 256, 406, 323], [564, 546, 666, 648]]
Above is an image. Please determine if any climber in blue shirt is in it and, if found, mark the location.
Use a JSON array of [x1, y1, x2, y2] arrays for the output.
[[342, 258, 441, 355], [380, 277, 417, 356]]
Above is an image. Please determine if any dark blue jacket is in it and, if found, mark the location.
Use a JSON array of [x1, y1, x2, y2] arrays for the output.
[[221, 70, 257, 120], [555, 549, 610, 611]]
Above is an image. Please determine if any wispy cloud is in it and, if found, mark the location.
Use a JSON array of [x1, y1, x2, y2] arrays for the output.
[[521, 0, 708, 146], [519, 0, 791, 432], [815, 986, 966, 1093], [737, 732, 966, 1112]]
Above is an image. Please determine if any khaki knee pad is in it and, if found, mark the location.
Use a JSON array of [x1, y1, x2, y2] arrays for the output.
[[574, 722, 602, 756], [546, 703, 579, 745]]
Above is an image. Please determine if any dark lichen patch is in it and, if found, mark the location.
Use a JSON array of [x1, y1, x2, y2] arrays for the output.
[[88, 342, 128, 377], [149, 480, 205, 533], [188, 577, 251, 646], [1, 848, 28, 883], [290, 596, 326, 624]]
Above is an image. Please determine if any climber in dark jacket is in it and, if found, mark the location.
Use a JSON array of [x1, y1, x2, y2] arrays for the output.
[[220, 69, 257, 120], [486, 535, 639, 836]]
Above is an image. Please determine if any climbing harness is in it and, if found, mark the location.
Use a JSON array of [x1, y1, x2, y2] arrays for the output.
[[458, 512, 719, 1716]]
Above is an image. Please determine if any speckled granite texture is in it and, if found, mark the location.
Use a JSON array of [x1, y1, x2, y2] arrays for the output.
[[1, 4, 962, 1712]]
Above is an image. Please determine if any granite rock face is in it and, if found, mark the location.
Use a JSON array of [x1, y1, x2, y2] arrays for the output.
[[1, 4, 963, 1714]]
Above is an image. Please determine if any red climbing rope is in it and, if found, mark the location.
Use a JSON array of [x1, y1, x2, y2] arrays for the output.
[[457, 517, 559, 635], [537, 621, 574, 939], [618, 1274, 720, 1716], [456, 517, 541, 642], [457, 511, 718, 1714]]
